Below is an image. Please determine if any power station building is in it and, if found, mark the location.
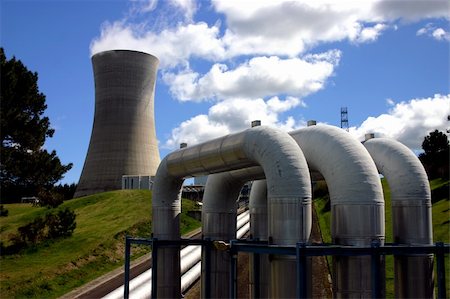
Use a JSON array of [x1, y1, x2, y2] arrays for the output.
[[74, 50, 160, 197]]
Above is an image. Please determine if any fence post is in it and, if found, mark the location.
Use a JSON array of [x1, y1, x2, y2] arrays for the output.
[[296, 242, 307, 299], [151, 238, 158, 299], [124, 236, 131, 299], [204, 238, 211, 299], [229, 240, 238, 299], [371, 240, 381, 299], [253, 250, 260, 298], [436, 242, 447, 299]]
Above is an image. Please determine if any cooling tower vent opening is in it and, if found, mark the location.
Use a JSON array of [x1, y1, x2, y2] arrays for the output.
[[90, 49, 160, 63]]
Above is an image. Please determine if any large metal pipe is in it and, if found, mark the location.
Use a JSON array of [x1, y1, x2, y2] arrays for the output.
[[181, 218, 251, 297], [289, 124, 385, 298], [75, 50, 161, 197], [245, 124, 385, 297], [152, 126, 311, 298], [248, 179, 270, 298], [363, 137, 434, 298], [201, 167, 264, 298], [103, 211, 250, 299]]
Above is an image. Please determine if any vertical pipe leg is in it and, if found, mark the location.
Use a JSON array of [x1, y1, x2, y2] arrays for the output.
[[204, 238, 211, 299], [436, 242, 447, 299], [151, 238, 158, 299], [124, 236, 131, 299], [296, 242, 307, 299], [371, 240, 381, 299], [254, 252, 260, 298], [230, 241, 237, 299]]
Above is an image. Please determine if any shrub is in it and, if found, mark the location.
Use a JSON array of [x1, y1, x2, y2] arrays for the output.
[[52, 183, 77, 200], [37, 188, 64, 208], [0, 204, 8, 216], [18, 216, 46, 245], [47, 208, 76, 238], [1, 208, 76, 255]]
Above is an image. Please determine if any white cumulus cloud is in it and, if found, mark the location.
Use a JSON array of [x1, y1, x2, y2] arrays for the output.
[[350, 94, 450, 149], [432, 28, 450, 40], [417, 23, 450, 41], [130, 0, 158, 13], [91, 0, 449, 68], [353, 23, 388, 43], [166, 94, 449, 152], [163, 50, 341, 102], [164, 96, 305, 149], [90, 21, 224, 68], [168, 0, 197, 21], [213, 0, 449, 57]]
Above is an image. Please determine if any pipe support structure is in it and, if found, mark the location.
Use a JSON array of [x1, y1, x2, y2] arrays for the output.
[[152, 126, 311, 298], [364, 137, 434, 298]]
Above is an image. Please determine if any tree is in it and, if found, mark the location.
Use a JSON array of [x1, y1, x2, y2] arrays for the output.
[[0, 48, 72, 202], [53, 183, 77, 200], [419, 130, 449, 180]]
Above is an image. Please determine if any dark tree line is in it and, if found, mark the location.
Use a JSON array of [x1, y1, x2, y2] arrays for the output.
[[419, 130, 449, 180], [1, 48, 73, 204]]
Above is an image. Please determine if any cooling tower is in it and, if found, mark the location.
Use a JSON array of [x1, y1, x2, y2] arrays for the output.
[[74, 50, 160, 198]]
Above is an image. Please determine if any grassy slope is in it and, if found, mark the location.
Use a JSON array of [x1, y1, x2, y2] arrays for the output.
[[0, 190, 201, 299], [314, 178, 449, 297]]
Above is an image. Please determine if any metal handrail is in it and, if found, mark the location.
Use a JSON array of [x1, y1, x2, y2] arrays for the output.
[[124, 237, 449, 299]]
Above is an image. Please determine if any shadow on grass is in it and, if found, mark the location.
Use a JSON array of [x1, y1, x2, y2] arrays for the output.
[[431, 182, 449, 204]]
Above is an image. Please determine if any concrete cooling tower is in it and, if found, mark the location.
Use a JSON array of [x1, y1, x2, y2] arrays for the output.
[[74, 50, 160, 198]]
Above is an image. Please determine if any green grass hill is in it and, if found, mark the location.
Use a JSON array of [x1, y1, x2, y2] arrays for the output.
[[0, 190, 201, 298]]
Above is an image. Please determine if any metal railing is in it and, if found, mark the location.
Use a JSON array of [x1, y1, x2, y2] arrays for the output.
[[124, 237, 449, 299], [124, 237, 212, 299]]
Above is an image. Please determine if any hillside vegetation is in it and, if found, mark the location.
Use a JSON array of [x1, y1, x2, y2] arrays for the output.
[[314, 178, 449, 297], [0, 190, 201, 298]]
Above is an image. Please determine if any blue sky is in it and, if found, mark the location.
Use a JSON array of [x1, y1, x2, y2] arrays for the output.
[[2, 0, 449, 185]]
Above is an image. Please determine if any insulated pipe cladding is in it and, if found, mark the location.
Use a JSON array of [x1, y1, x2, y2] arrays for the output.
[[75, 50, 161, 197], [247, 124, 385, 298], [201, 167, 264, 298], [248, 179, 270, 298], [364, 137, 434, 298], [152, 126, 311, 298], [289, 124, 386, 298]]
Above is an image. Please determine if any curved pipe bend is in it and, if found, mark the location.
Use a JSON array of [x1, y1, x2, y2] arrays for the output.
[[250, 125, 385, 297], [201, 168, 264, 298], [152, 126, 311, 298], [363, 137, 432, 245], [291, 125, 385, 298], [202, 167, 264, 241], [290, 124, 385, 246], [364, 137, 433, 298], [249, 124, 385, 298]]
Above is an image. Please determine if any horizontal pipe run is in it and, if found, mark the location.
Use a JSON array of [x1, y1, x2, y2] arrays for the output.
[[229, 242, 450, 258]]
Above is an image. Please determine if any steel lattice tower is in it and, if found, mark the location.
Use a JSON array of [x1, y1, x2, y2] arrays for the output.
[[341, 107, 349, 131]]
